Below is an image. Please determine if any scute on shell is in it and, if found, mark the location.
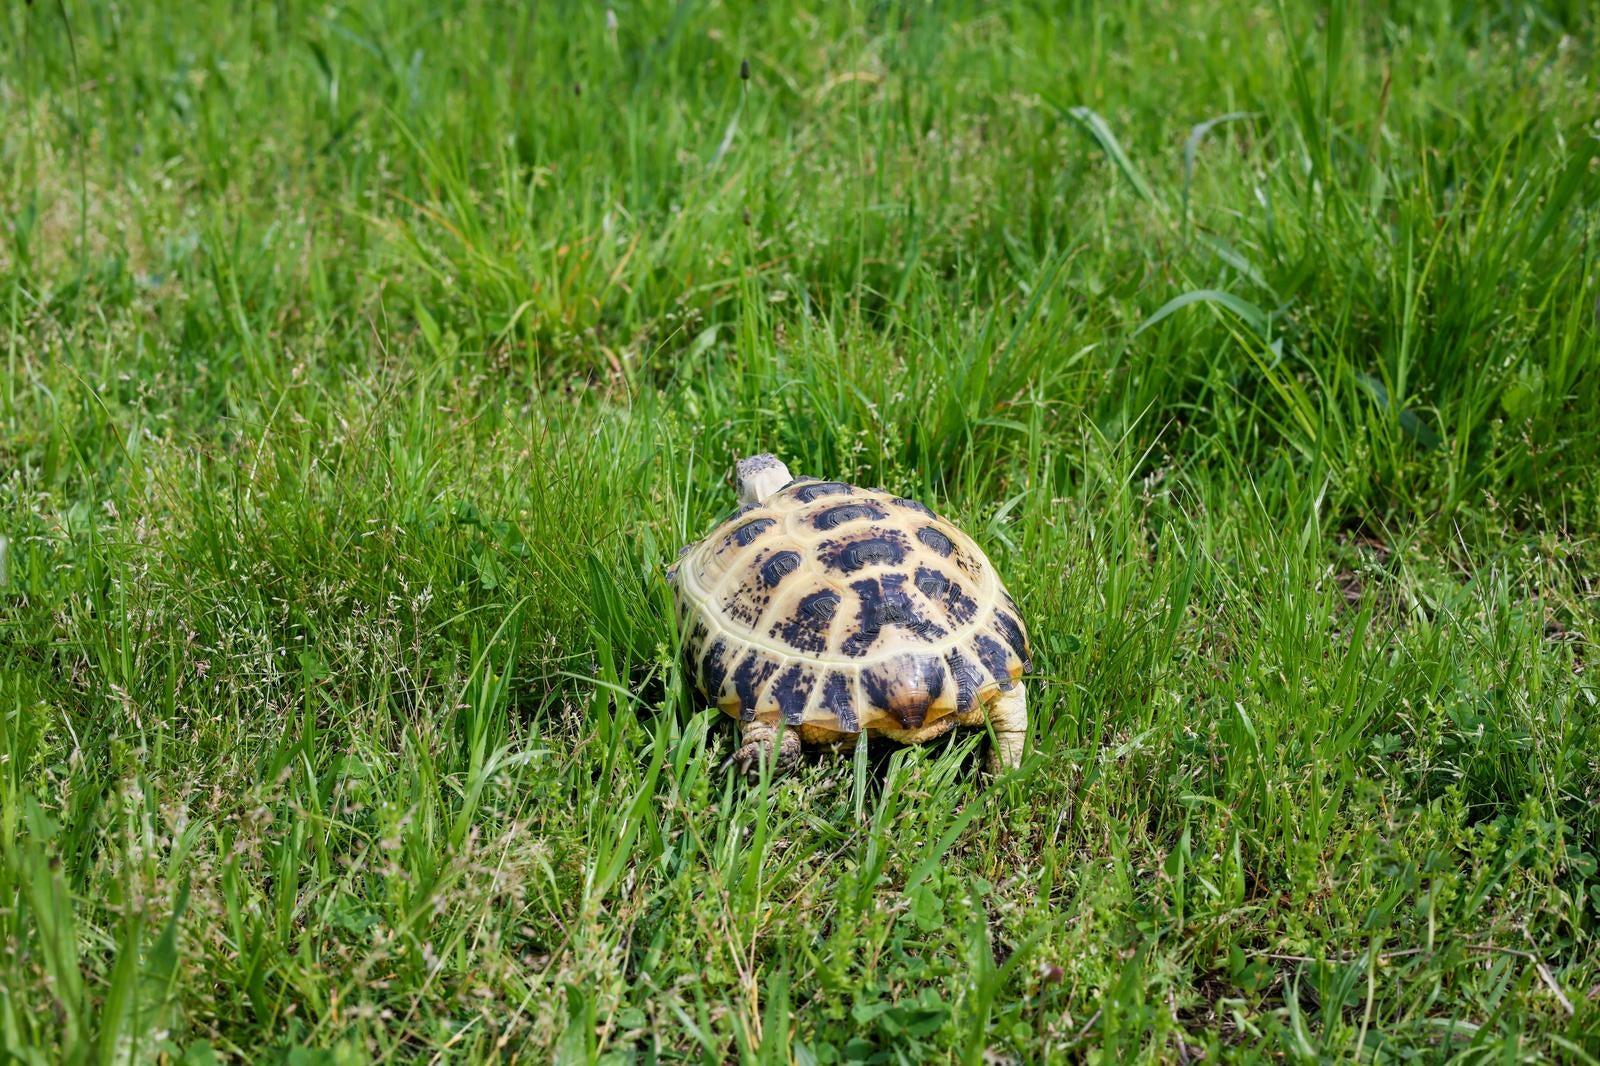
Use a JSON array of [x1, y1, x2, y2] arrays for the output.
[[674, 477, 1030, 737]]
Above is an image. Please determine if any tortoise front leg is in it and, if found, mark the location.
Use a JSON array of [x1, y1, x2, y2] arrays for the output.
[[724, 719, 802, 781], [986, 683, 1028, 772]]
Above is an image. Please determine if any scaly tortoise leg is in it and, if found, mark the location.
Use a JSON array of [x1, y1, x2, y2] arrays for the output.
[[724, 719, 802, 781], [986, 683, 1028, 773]]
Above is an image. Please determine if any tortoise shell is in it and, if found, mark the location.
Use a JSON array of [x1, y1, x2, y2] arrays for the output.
[[669, 476, 1031, 740]]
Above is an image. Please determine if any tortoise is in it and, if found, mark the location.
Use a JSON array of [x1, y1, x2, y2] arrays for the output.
[[668, 454, 1032, 776]]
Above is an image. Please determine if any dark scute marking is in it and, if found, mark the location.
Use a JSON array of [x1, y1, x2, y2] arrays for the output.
[[820, 532, 909, 575], [892, 497, 936, 518], [858, 668, 891, 713], [876, 593, 910, 627], [913, 565, 949, 599], [700, 638, 730, 698], [728, 517, 776, 547], [771, 665, 816, 725], [973, 635, 1014, 688], [792, 481, 854, 503], [811, 501, 888, 530], [731, 652, 779, 721], [861, 657, 946, 729], [887, 593, 948, 640], [841, 632, 873, 658], [819, 671, 858, 732], [993, 610, 1032, 671], [803, 589, 840, 620], [916, 526, 954, 556], [719, 585, 764, 626], [841, 577, 886, 657], [942, 581, 979, 625], [913, 565, 976, 625], [844, 538, 904, 570], [945, 650, 982, 713], [918, 656, 947, 706], [770, 588, 840, 653], [760, 550, 801, 587], [842, 574, 945, 657]]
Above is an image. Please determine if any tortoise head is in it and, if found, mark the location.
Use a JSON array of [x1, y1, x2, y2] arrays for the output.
[[735, 453, 793, 506]]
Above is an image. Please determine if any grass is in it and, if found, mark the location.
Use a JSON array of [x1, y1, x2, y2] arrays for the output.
[[2, 0, 1598, 1060]]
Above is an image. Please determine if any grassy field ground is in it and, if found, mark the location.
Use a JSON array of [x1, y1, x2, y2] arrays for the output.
[[3, 0, 1599, 1061]]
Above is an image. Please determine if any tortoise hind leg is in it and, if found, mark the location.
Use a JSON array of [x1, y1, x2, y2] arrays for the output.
[[724, 719, 802, 781], [985, 683, 1028, 773]]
